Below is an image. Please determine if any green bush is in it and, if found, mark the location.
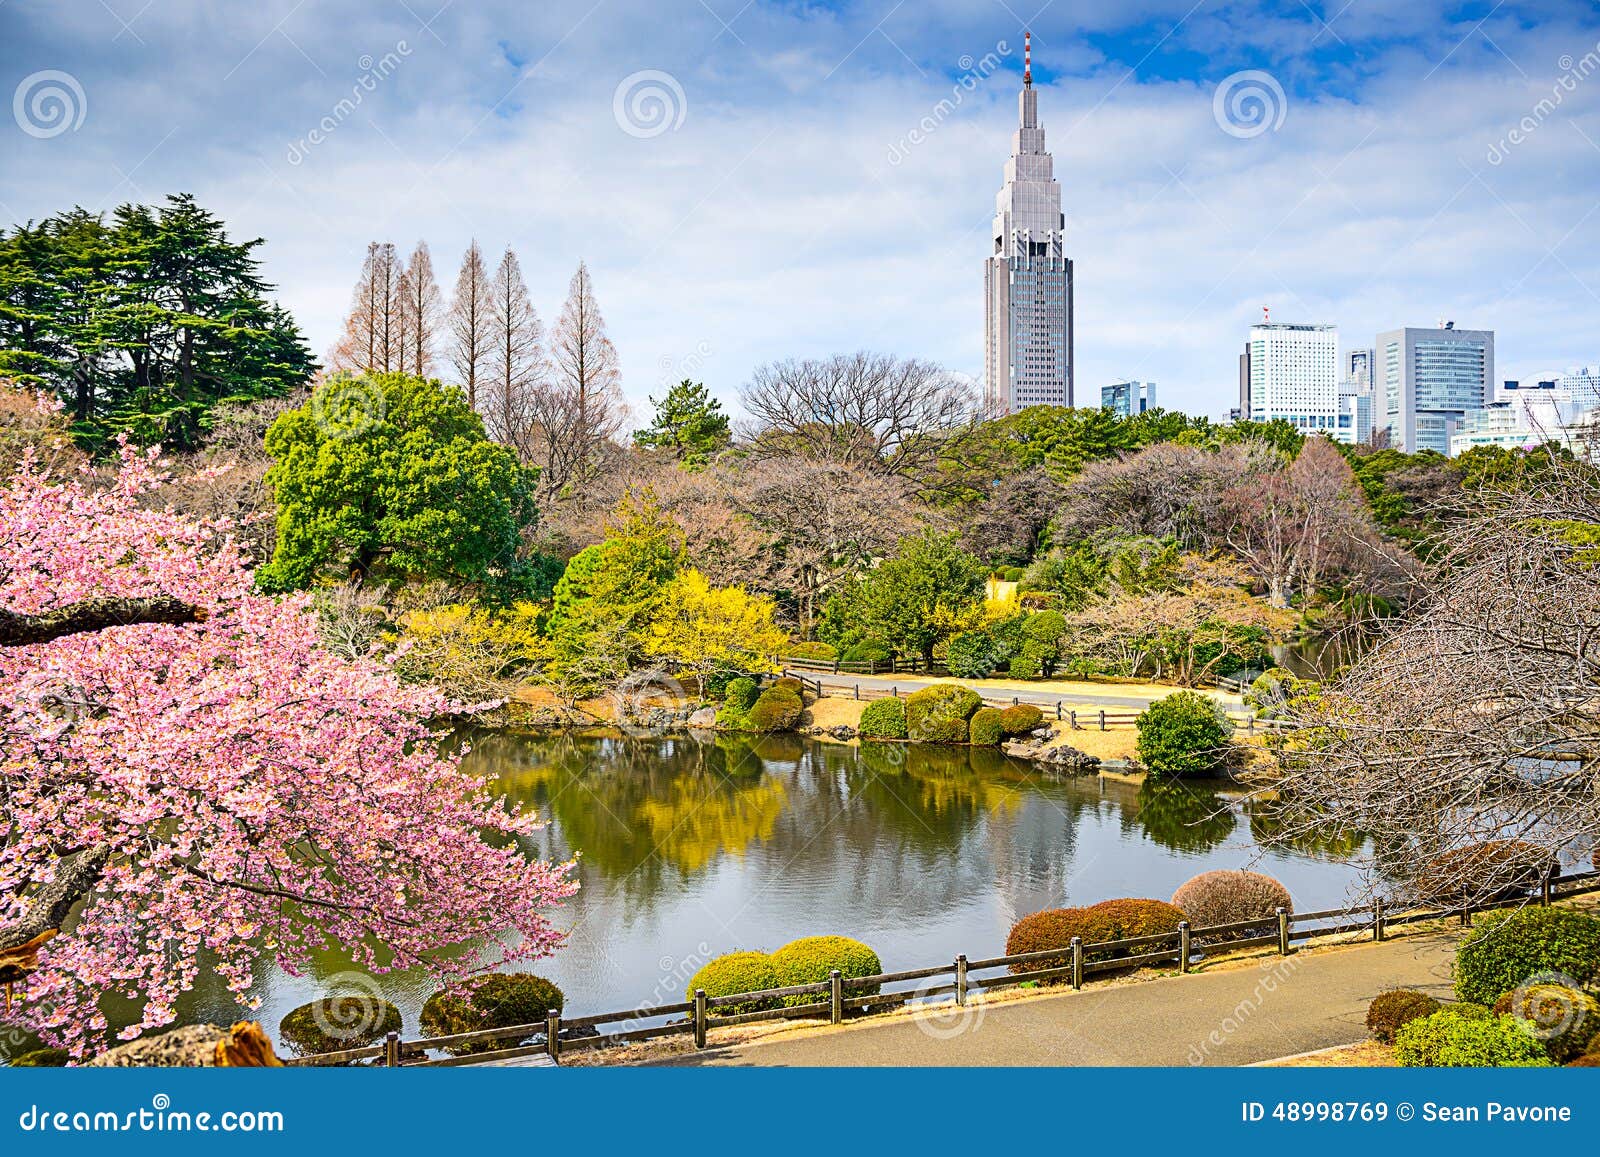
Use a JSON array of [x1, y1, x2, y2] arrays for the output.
[[722, 677, 759, 714], [686, 951, 780, 1016], [1002, 566, 1025, 583], [770, 936, 883, 1007], [945, 631, 997, 679], [857, 697, 907, 740], [1135, 691, 1233, 778], [1366, 990, 1442, 1044], [1492, 983, 1600, 1062], [9, 1047, 69, 1067], [702, 666, 746, 700], [785, 641, 837, 661], [905, 683, 982, 744], [969, 707, 1005, 746], [278, 995, 404, 1057], [1169, 870, 1292, 942], [841, 639, 891, 666], [999, 703, 1043, 735], [420, 974, 565, 1055], [746, 687, 803, 732], [1394, 1006, 1551, 1067], [1453, 906, 1600, 1005], [1005, 899, 1188, 975], [1007, 646, 1044, 680]]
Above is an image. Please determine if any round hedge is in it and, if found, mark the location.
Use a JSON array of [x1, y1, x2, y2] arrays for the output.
[[686, 951, 780, 1016], [1005, 899, 1188, 975], [1492, 983, 1600, 1062], [1453, 906, 1600, 1005], [841, 639, 891, 665], [969, 707, 1005, 746], [420, 974, 565, 1055], [770, 936, 882, 1007], [1135, 691, 1233, 778], [9, 1047, 69, 1067], [746, 687, 803, 732], [785, 641, 837, 661], [999, 704, 1043, 735], [278, 995, 403, 1057], [1416, 840, 1551, 904], [722, 676, 759, 713], [945, 631, 997, 679], [1394, 1006, 1551, 1067], [1170, 870, 1292, 942], [905, 683, 982, 744], [1366, 990, 1441, 1044], [858, 697, 907, 740]]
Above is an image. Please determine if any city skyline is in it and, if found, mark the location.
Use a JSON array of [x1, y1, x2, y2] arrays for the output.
[[3, 1, 1599, 422]]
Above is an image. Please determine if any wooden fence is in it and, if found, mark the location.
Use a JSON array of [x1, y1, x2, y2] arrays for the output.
[[283, 868, 1600, 1068]]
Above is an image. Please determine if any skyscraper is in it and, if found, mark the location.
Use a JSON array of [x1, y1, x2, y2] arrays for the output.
[[984, 31, 1074, 415], [1244, 320, 1339, 434], [1376, 324, 1494, 453]]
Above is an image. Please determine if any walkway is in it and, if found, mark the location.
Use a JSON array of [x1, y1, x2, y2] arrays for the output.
[[652, 933, 1457, 1067], [798, 670, 1240, 713]]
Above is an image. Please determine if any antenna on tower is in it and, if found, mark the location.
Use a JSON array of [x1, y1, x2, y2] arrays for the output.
[[1263, 304, 1270, 324], [1024, 30, 1032, 86]]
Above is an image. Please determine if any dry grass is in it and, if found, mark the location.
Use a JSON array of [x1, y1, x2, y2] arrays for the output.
[[1260, 1040, 1397, 1067]]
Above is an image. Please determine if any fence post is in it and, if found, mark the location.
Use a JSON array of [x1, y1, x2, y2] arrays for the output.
[[854, 683, 860, 701], [1070, 937, 1084, 990], [1373, 896, 1386, 942], [955, 955, 968, 1006], [1069, 709, 1077, 728], [834, 659, 840, 674], [1178, 922, 1191, 973], [892, 685, 898, 699], [1098, 709, 1106, 731], [1055, 701, 1062, 720], [1276, 906, 1290, 955], [545, 1008, 561, 1063], [1460, 905, 1471, 928], [829, 969, 844, 1025], [383, 1030, 400, 1068], [693, 988, 708, 1049], [1013, 696, 1020, 706], [1541, 867, 1553, 907]]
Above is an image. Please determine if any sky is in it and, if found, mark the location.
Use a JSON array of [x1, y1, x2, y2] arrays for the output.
[[3, 0, 1599, 422]]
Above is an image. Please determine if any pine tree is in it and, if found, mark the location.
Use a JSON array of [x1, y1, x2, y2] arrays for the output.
[[447, 240, 492, 410], [482, 247, 544, 458]]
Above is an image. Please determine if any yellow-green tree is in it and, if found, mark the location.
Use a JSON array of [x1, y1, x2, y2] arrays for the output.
[[644, 569, 788, 681]]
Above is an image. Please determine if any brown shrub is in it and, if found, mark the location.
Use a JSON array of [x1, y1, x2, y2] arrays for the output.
[[1170, 869, 1293, 942]]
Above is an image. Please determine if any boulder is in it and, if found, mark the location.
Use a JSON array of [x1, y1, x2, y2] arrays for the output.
[[687, 706, 719, 729], [90, 1022, 282, 1067], [1002, 738, 1100, 775]]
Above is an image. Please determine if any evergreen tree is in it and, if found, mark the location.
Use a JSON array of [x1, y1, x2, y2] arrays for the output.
[[633, 378, 731, 465]]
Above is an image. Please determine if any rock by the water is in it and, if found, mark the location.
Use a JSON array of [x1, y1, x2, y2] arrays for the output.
[[1001, 738, 1100, 774], [90, 1022, 282, 1067], [827, 724, 857, 740], [687, 706, 718, 729]]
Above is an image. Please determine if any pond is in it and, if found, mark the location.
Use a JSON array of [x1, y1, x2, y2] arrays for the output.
[[86, 732, 1367, 1054]]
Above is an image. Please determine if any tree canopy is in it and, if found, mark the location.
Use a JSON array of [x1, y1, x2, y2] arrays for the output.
[[633, 379, 731, 465]]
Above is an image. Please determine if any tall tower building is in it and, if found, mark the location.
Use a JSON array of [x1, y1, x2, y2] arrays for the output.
[[985, 31, 1074, 415], [1376, 324, 1494, 453], [1245, 319, 1339, 434]]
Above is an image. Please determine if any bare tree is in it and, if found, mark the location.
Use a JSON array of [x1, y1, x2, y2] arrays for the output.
[[330, 242, 404, 373], [481, 247, 545, 459], [739, 352, 976, 479], [447, 240, 492, 410], [537, 261, 625, 496], [1268, 458, 1600, 905], [398, 240, 442, 377]]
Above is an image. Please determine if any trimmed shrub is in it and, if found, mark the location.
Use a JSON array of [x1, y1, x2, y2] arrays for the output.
[[701, 666, 746, 701], [421, 974, 566, 1055], [279, 995, 403, 1057], [969, 707, 1005, 746], [1453, 906, 1600, 1005], [1366, 990, 1442, 1044], [1394, 1006, 1551, 1067], [722, 677, 759, 714], [1006, 644, 1045, 680], [771, 676, 804, 696], [746, 687, 803, 732], [9, 1047, 69, 1067], [1416, 840, 1551, 905], [1493, 983, 1600, 1062], [686, 951, 780, 1016], [1170, 870, 1293, 942], [1002, 566, 1025, 583], [1005, 898, 1188, 975], [841, 639, 892, 666], [785, 641, 837, 661], [999, 703, 1043, 735], [770, 936, 883, 1007], [905, 683, 983, 744], [1567, 1052, 1600, 1067], [857, 697, 908, 740], [945, 631, 997, 679], [1135, 691, 1233, 778]]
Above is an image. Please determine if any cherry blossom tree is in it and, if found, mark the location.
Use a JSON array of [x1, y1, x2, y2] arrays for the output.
[[0, 442, 576, 1057]]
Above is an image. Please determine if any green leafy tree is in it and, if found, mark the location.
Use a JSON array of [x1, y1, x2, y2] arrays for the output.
[[632, 379, 730, 466], [0, 194, 315, 450], [840, 531, 987, 666], [1135, 690, 1234, 778], [258, 372, 534, 591]]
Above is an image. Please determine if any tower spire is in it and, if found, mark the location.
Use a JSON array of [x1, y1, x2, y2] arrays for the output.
[[1024, 30, 1032, 86]]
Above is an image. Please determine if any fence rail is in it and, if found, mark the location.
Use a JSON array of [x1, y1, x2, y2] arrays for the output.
[[284, 868, 1600, 1068]]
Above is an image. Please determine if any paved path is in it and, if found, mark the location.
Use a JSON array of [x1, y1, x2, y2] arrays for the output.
[[653, 933, 1458, 1067], [796, 671, 1239, 712]]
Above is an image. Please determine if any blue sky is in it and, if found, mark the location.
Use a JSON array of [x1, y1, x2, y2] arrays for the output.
[[3, 0, 1599, 420]]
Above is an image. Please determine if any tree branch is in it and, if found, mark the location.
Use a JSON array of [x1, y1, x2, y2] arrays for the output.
[[0, 596, 207, 647], [0, 845, 110, 984]]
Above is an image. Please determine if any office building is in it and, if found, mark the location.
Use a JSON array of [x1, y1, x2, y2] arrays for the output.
[[1243, 321, 1339, 434], [1377, 323, 1494, 454], [1102, 379, 1157, 417]]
